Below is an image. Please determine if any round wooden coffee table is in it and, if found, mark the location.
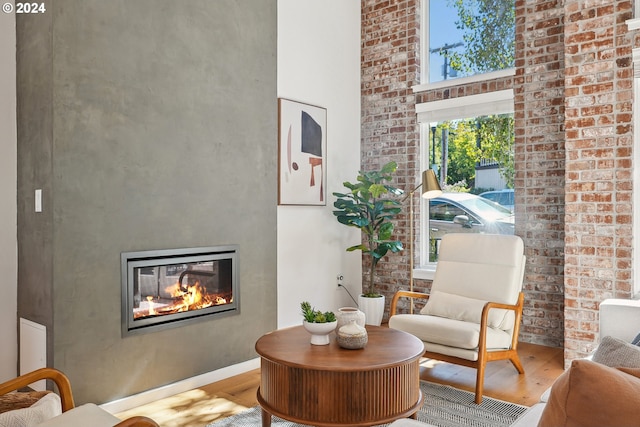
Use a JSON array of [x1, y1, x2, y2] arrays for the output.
[[255, 325, 424, 427]]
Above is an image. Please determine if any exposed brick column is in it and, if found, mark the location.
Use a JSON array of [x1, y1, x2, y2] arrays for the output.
[[362, 0, 568, 346], [563, 0, 634, 362], [514, 0, 566, 347], [361, 0, 420, 320]]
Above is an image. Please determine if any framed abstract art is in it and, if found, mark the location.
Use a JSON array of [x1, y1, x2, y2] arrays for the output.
[[278, 98, 327, 205]]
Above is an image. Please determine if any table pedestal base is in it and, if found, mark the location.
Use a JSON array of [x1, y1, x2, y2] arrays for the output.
[[255, 326, 425, 427], [257, 362, 422, 426]]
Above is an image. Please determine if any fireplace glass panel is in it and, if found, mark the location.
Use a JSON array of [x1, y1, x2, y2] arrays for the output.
[[122, 246, 238, 336]]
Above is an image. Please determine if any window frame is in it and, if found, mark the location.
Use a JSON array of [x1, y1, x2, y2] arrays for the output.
[[414, 89, 515, 280]]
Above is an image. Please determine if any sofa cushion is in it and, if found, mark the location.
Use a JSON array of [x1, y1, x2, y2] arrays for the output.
[[592, 335, 640, 368], [537, 359, 640, 427], [0, 393, 61, 427], [599, 299, 640, 342], [421, 291, 511, 329], [388, 420, 429, 427], [511, 402, 546, 427]]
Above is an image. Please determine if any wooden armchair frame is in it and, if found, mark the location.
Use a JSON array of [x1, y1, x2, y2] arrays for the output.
[[0, 367, 158, 427], [390, 290, 525, 404]]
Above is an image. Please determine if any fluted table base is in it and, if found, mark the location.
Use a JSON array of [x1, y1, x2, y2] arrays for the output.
[[255, 325, 424, 427]]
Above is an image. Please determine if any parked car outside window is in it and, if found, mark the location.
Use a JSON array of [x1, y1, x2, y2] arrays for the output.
[[479, 189, 514, 212], [429, 192, 515, 242]]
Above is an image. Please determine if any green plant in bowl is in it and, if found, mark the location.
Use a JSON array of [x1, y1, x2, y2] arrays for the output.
[[301, 301, 336, 323]]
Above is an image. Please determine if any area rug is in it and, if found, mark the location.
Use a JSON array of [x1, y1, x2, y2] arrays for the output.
[[205, 381, 529, 427]]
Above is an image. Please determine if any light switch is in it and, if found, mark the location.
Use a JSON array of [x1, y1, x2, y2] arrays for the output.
[[35, 189, 42, 212]]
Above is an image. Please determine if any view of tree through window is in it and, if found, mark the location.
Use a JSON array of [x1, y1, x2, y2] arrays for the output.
[[422, 0, 516, 264], [428, 114, 514, 191], [428, 0, 515, 83]]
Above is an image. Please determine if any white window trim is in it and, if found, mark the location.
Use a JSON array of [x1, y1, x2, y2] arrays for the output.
[[414, 89, 515, 279], [414, 68, 515, 93], [420, 0, 430, 85], [628, 19, 640, 31], [628, 9, 640, 32], [416, 89, 514, 123]]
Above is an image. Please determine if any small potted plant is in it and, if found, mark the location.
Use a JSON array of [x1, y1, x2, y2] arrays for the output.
[[332, 161, 404, 325], [301, 301, 337, 345]]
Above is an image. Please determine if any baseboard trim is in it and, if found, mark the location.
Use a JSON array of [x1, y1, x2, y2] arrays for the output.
[[99, 357, 260, 414]]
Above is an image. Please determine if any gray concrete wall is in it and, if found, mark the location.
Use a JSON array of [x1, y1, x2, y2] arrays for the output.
[[0, 3, 17, 382], [16, 0, 54, 359], [17, 0, 277, 404]]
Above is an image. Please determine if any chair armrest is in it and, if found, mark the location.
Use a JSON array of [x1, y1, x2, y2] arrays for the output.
[[480, 292, 524, 326], [115, 416, 160, 427], [390, 291, 430, 316], [479, 292, 524, 350], [482, 298, 522, 316], [0, 368, 75, 412]]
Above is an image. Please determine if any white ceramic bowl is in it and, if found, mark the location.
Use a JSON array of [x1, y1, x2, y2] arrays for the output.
[[303, 320, 337, 345]]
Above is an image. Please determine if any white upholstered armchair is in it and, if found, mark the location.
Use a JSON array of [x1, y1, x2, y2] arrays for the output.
[[389, 233, 526, 404]]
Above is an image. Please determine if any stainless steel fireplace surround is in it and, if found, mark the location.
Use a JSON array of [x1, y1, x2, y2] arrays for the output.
[[121, 245, 239, 336]]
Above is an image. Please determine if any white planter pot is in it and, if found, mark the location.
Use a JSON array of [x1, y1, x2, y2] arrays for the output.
[[358, 295, 385, 326], [302, 320, 337, 345]]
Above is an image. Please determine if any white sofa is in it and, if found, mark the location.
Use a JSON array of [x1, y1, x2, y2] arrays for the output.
[[390, 298, 640, 427]]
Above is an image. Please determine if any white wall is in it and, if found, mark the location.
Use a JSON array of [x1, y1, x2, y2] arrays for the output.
[[0, 6, 18, 381], [277, 0, 362, 328]]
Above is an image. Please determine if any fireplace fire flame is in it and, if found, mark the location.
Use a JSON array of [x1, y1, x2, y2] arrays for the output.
[[134, 280, 230, 320]]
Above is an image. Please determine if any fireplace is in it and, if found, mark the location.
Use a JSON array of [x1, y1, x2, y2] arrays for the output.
[[121, 245, 239, 336]]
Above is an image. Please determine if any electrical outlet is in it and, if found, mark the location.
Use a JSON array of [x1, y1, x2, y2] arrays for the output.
[[336, 274, 344, 290]]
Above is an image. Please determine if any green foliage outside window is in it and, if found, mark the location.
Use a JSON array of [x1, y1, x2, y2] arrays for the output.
[[445, 0, 515, 75], [430, 115, 514, 190]]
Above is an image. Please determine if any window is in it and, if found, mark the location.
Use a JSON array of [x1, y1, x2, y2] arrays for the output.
[[424, 0, 515, 85], [416, 90, 515, 273]]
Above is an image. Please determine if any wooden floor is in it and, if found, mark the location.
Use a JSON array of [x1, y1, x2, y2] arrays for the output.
[[114, 342, 564, 427]]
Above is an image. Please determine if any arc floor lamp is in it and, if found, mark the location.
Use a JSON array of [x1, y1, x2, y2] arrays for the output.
[[404, 169, 442, 313]]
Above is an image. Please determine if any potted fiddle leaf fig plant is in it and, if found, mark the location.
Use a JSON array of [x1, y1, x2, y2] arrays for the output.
[[332, 161, 404, 325]]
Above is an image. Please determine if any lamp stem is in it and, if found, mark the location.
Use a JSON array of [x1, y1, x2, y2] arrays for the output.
[[408, 184, 421, 314]]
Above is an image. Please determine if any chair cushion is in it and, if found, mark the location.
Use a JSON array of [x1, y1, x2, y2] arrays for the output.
[[388, 313, 512, 352], [430, 234, 524, 310], [0, 393, 61, 427], [35, 403, 121, 427], [421, 290, 512, 329], [0, 391, 51, 414], [538, 359, 640, 427]]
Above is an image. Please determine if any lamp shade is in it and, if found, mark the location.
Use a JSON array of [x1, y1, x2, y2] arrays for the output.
[[421, 169, 443, 199]]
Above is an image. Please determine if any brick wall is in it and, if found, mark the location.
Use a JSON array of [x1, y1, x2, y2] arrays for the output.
[[563, 0, 634, 361], [361, 0, 420, 313], [361, 0, 636, 358], [515, 0, 565, 348]]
